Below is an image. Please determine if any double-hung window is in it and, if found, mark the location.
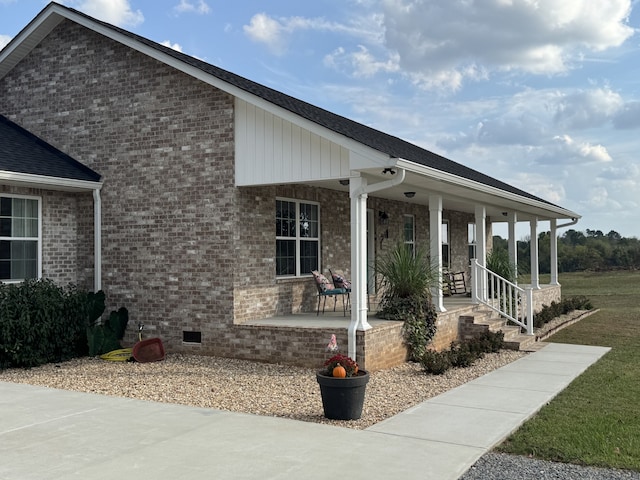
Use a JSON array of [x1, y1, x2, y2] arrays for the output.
[[468, 222, 477, 263], [276, 199, 319, 277], [403, 215, 415, 256], [441, 220, 450, 269], [0, 195, 40, 282]]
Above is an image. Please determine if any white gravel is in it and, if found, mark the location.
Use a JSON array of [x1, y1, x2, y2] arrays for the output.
[[0, 350, 526, 430]]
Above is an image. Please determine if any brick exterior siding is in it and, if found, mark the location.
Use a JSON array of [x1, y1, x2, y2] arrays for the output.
[[0, 20, 236, 350], [0, 19, 488, 370]]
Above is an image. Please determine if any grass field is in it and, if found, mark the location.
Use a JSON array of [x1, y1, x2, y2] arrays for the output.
[[497, 270, 640, 470]]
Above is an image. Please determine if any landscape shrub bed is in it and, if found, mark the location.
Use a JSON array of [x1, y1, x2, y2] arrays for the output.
[[533, 296, 593, 329], [420, 330, 505, 375]]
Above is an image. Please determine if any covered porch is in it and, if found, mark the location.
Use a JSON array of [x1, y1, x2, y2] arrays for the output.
[[234, 284, 559, 372], [234, 89, 580, 368]]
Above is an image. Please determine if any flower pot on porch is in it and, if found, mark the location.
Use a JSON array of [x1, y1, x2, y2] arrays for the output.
[[316, 370, 369, 420]]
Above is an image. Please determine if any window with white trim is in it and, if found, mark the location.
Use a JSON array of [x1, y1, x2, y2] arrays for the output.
[[441, 220, 450, 269], [403, 215, 415, 256], [468, 222, 477, 263], [276, 199, 320, 277], [0, 195, 40, 282]]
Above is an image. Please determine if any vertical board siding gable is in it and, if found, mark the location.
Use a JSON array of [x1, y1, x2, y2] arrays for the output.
[[235, 99, 350, 185]]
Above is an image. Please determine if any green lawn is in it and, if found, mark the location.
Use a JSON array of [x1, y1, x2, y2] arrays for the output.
[[496, 270, 640, 470]]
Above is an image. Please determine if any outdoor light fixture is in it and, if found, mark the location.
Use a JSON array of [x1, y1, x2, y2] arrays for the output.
[[339, 179, 350, 186], [404, 192, 416, 198], [378, 210, 389, 225]]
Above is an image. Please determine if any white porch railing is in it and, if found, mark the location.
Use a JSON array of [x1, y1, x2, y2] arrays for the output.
[[470, 259, 534, 335]]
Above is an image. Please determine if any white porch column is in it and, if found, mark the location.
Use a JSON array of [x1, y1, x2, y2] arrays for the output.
[[550, 219, 559, 285], [429, 194, 445, 312], [530, 218, 540, 289], [475, 205, 487, 301], [507, 211, 518, 282], [348, 176, 372, 359]]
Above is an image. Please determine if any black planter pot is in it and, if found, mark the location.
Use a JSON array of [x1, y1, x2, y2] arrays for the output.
[[316, 370, 369, 420]]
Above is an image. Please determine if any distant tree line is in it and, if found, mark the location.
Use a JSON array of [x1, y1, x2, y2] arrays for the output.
[[493, 229, 640, 273]]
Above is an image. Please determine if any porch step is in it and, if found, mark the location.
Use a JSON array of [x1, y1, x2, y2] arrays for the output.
[[459, 309, 537, 352], [504, 333, 537, 351]]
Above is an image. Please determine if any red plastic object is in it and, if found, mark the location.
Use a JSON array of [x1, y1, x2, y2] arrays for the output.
[[132, 338, 165, 363]]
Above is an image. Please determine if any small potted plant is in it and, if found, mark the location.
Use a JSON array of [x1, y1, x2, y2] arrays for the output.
[[316, 335, 370, 420]]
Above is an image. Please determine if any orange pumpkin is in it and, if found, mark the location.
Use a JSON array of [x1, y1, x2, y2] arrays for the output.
[[332, 364, 347, 378]]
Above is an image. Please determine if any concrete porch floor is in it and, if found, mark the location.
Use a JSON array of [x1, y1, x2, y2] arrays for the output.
[[244, 295, 474, 328]]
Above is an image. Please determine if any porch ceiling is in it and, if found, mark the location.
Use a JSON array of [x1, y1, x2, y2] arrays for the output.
[[304, 166, 579, 224]]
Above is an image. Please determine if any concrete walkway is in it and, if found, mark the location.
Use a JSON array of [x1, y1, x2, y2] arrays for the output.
[[0, 343, 609, 480]]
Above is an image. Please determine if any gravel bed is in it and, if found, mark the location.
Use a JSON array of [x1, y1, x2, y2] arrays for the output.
[[460, 452, 640, 480], [0, 350, 526, 430]]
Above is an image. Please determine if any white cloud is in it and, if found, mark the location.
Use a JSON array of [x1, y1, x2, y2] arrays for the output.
[[243, 13, 286, 55], [509, 172, 566, 204], [554, 88, 624, 129], [599, 163, 640, 181], [613, 101, 640, 129], [64, 0, 144, 27], [476, 115, 549, 146], [243, 12, 384, 56], [540, 134, 613, 164], [378, 0, 635, 91], [0, 34, 11, 50], [580, 186, 623, 210], [173, 0, 210, 15], [324, 46, 400, 78], [161, 40, 182, 52]]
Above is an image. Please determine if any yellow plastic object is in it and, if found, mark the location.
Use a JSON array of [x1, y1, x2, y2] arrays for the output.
[[100, 348, 133, 362]]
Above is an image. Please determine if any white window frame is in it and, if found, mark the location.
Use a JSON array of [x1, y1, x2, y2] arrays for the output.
[[0, 194, 42, 283], [403, 214, 415, 255], [441, 219, 450, 269], [275, 197, 321, 278], [468, 222, 477, 263]]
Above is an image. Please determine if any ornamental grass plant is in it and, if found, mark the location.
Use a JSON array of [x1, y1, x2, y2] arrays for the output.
[[375, 243, 439, 360]]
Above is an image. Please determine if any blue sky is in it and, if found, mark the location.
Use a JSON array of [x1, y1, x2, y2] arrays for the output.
[[1, 0, 639, 239]]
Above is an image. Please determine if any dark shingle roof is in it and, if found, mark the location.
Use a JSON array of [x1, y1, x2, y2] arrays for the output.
[[6, 3, 556, 206], [0, 114, 101, 182], [69, 9, 554, 207]]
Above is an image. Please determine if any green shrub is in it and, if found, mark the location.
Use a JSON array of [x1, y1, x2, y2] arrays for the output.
[[472, 330, 505, 353], [389, 297, 437, 361], [448, 342, 478, 368], [420, 330, 505, 375], [420, 350, 451, 375], [0, 280, 129, 369], [0, 280, 89, 369], [533, 296, 593, 329]]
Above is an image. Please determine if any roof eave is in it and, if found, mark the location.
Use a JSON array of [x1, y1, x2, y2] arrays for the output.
[[395, 158, 581, 221], [0, 170, 102, 192], [0, 4, 65, 80]]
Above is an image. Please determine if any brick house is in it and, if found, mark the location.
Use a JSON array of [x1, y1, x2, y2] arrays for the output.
[[0, 3, 580, 370]]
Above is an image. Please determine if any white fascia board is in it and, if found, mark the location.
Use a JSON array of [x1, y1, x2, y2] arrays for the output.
[[0, 170, 102, 192], [396, 158, 580, 220], [0, 5, 64, 79]]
